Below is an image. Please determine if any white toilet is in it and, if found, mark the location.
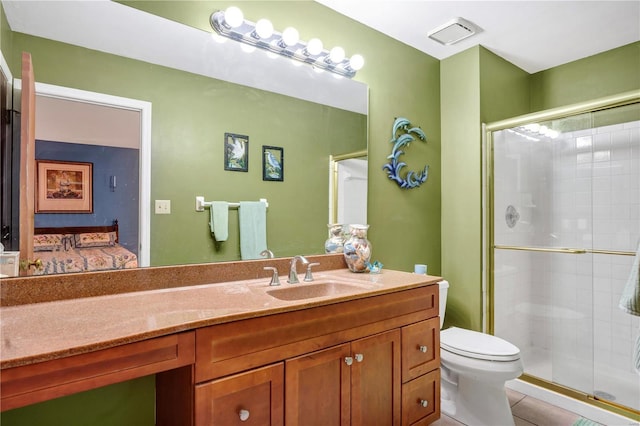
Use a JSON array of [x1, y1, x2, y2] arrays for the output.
[[438, 280, 523, 426]]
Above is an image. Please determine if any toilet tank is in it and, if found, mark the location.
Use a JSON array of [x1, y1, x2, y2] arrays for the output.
[[438, 280, 449, 329]]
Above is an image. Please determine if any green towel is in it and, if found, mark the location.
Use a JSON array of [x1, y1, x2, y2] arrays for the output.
[[572, 418, 600, 426], [619, 241, 640, 316], [239, 201, 267, 260], [619, 241, 640, 374], [210, 201, 229, 242]]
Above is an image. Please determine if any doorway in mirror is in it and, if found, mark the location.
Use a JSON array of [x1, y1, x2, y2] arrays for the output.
[[330, 151, 368, 232]]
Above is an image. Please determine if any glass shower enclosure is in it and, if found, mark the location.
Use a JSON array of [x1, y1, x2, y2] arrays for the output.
[[485, 91, 640, 417]]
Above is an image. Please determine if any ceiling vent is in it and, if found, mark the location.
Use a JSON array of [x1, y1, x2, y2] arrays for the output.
[[428, 17, 479, 45]]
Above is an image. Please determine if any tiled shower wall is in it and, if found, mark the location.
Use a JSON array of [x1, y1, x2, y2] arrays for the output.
[[493, 119, 640, 410]]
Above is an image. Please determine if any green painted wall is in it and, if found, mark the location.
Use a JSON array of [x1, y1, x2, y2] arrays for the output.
[[479, 47, 530, 124], [440, 47, 481, 330], [441, 46, 530, 331], [1, 376, 155, 426], [530, 42, 640, 111], [0, 3, 11, 67]]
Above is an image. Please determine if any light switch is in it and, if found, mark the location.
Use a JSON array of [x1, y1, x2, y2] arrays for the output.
[[155, 200, 171, 214]]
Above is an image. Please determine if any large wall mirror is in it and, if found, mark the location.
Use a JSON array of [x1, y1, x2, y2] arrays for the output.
[[0, 1, 368, 276]]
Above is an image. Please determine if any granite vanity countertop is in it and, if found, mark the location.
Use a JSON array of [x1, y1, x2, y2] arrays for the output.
[[0, 268, 440, 369]]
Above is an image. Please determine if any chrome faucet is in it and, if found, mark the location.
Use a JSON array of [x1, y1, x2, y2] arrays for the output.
[[288, 255, 309, 284], [260, 249, 274, 259], [263, 266, 281, 286], [304, 262, 320, 282]]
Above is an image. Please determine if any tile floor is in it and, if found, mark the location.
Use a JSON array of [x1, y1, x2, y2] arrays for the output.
[[431, 388, 601, 426]]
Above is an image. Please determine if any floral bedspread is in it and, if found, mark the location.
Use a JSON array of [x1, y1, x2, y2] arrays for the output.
[[33, 245, 138, 275]]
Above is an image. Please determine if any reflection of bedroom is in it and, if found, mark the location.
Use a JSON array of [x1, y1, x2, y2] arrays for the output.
[[34, 95, 141, 271], [33, 221, 138, 275]]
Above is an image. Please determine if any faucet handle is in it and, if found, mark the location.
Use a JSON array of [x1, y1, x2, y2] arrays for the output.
[[304, 263, 320, 282], [263, 267, 281, 286]]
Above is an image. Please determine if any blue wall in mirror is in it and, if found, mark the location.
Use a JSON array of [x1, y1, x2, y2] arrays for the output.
[[35, 141, 139, 255]]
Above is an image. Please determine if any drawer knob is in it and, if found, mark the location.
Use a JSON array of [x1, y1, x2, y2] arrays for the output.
[[420, 399, 429, 408], [345, 356, 354, 366], [419, 345, 428, 353], [354, 353, 364, 362], [239, 409, 250, 421]]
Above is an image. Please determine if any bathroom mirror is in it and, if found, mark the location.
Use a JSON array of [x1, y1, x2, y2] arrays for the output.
[[0, 0, 368, 275]]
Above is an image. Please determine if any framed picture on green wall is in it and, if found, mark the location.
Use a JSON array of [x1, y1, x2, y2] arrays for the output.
[[262, 146, 283, 182], [224, 133, 249, 172]]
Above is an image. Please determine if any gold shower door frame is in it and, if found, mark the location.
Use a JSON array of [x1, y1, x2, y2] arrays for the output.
[[483, 89, 640, 421]]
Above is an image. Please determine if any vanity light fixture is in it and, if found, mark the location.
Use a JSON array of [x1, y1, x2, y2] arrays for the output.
[[210, 7, 364, 78]]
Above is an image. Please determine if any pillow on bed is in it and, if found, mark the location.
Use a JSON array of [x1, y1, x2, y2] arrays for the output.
[[33, 234, 69, 251], [74, 232, 116, 248]]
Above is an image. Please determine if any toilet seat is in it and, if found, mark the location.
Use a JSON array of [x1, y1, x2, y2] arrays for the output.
[[441, 327, 520, 361]]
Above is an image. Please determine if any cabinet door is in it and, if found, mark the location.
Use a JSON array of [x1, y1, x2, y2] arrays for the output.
[[285, 343, 351, 426], [351, 330, 401, 426], [195, 363, 284, 426], [401, 369, 440, 426], [402, 317, 440, 382]]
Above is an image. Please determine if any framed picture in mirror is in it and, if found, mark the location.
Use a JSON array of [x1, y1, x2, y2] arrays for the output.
[[224, 133, 249, 172], [36, 160, 93, 213], [262, 146, 283, 182]]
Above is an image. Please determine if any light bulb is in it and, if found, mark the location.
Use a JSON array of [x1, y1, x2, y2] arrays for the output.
[[305, 38, 323, 56], [255, 19, 274, 39], [329, 46, 345, 64], [281, 27, 299, 47], [348, 54, 364, 71], [223, 6, 244, 28]]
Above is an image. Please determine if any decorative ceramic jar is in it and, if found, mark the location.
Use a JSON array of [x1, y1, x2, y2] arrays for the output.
[[343, 224, 371, 273], [324, 224, 346, 254]]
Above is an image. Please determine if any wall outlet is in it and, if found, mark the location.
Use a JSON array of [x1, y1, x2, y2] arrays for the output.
[[155, 200, 171, 214]]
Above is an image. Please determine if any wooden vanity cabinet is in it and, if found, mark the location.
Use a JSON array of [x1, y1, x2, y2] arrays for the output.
[[285, 330, 401, 426], [285, 343, 352, 425], [195, 363, 284, 425], [401, 317, 441, 425], [194, 285, 440, 426]]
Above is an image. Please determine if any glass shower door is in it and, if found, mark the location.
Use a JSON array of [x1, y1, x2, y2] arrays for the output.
[[489, 100, 640, 414], [491, 112, 596, 396]]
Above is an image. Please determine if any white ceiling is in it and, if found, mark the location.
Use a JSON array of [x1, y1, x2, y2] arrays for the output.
[[2, 1, 638, 82], [315, 0, 640, 73]]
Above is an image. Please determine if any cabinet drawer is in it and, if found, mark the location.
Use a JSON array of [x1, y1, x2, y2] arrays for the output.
[[402, 317, 440, 383], [195, 363, 284, 426], [401, 369, 440, 426], [2, 332, 195, 412], [196, 286, 436, 382]]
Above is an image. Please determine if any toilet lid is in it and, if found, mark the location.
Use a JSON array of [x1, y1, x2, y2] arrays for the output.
[[441, 327, 521, 361]]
